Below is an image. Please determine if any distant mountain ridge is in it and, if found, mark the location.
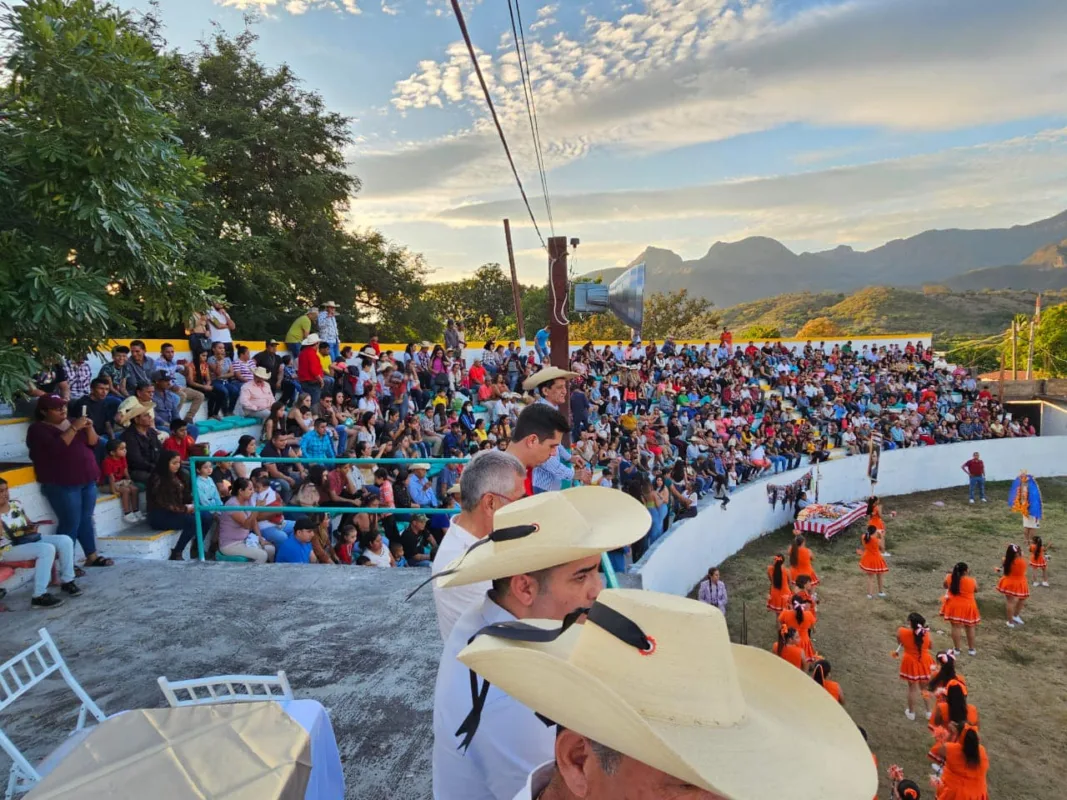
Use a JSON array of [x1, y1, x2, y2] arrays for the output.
[[581, 210, 1067, 307]]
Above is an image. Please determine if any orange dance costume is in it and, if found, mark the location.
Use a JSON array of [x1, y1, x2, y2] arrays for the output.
[[936, 741, 989, 800], [779, 608, 817, 660], [897, 625, 935, 683], [791, 545, 819, 586], [772, 641, 805, 669], [859, 533, 888, 574], [928, 707, 979, 765], [940, 574, 981, 626], [1030, 543, 1048, 569], [996, 553, 1030, 598], [766, 560, 793, 612]]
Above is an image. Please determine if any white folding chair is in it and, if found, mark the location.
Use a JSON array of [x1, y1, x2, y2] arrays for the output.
[[0, 628, 106, 800], [157, 670, 294, 708]]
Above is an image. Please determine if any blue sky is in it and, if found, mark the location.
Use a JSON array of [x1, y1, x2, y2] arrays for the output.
[[119, 0, 1067, 282]]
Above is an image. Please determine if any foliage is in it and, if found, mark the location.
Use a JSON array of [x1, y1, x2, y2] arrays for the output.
[[738, 324, 782, 340], [423, 264, 516, 341], [569, 309, 630, 342], [941, 336, 1000, 373], [1033, 304, 1067, 377], [0, 0, 213, 400], [796, 316, 844, 338], [643, 288, 720, 339], [166, 26, 435, 342]]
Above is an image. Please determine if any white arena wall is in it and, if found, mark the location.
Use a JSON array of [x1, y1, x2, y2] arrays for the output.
[[634, 438, 1064, 597]]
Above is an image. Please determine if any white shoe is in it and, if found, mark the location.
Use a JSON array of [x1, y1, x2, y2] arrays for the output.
[[950, 648, 960, 656], [969, 498, 974, 504], [925, 710, 933, 720], [1042, 581, 1049, 587], [878, 592, 887, 598], [904, 708, 916, 721], [883, 552, 892, 558], [981, 498, 987, 503], [137, 511, 147, 521], [867, 594, 873, 599], [1007, 621, 1016, 628], [1013, 616, 1024, 625], [1034, 581, 1041, 586], [968, 649, 977, 656], [123, 513, 139, 524]]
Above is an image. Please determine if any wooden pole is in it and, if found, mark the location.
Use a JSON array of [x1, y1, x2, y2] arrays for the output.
[[503, 219, 526, 342], [548, 235, 571, 431], [1011, 319, 1018, 379], [998, 347, 1005, 405], [1026, 319, 1036, 380]]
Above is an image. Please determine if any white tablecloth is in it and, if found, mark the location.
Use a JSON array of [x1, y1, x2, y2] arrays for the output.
[[285, 699, 345, 800]]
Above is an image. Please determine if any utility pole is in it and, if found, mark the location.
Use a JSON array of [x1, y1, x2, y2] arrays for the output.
[[547, 236, 571, 432], [503, 219, 526, 343], [998, 348, 1005, 405], [1011, 319, 1018, 379], [1026, 318, 1036, 380]]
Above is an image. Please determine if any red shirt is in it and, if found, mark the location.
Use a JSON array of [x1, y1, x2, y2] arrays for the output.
[[963, 458, 984, 477], [163, 434, 193, 460], [297, 346, 324, 382], [101, 455, 127, 480]]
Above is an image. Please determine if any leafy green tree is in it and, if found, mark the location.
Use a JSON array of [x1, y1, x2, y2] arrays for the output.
[[739, 324, 782, 340], [424, 263, 516, 340], [0, 0, 213, 400], [1033, 304, 1067, 376], [169, 27, 434, 342], [797, 317, 844, 338], [643, 289, 720, 340]]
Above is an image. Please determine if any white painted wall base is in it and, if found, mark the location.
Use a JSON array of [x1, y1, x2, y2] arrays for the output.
[[635, 437, 1064, 597]]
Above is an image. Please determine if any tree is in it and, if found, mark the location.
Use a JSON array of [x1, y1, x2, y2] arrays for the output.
[[168, 26, 435, 342], [739, 324, 782, 339], [0, 0, 213, 400], [1033, 304, 1067, 376], [423, 263, 517, 340], [643, 289, 720, 340], [797, 317, 844, 338]]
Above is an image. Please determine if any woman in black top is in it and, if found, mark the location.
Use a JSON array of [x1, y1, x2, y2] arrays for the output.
[[146, 452, 212, 561]]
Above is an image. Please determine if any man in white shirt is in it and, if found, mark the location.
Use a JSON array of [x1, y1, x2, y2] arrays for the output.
[[431, 487, 650, 800], [459, 589, 877, 800], [432, 450, 526, 641]]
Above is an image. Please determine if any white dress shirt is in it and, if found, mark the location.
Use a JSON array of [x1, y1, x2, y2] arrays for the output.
[[512, 761, 555, 800], [432, 520, 491, 641], [433, 596, 555, 800]]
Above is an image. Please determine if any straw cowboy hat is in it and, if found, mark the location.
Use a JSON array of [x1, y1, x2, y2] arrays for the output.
[[301, 333, 321, 347], [433, 486, 650, 589], [409, 462, 432, 472], [522, 365, 578, 392], [252, 366, 271, 380], [458, 589, 877, 800], [116, 398, 156, 428]]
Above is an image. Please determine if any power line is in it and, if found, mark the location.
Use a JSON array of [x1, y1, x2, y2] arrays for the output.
[[449, 0, 546, 249], [508, 0, 554, 236]]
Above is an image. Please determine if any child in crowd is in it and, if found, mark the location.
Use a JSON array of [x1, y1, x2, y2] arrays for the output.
[[163, 419, 195, 465], [101, 439, 142, 524], [389, 540, 407, 567], [336, 524, 358, 565]]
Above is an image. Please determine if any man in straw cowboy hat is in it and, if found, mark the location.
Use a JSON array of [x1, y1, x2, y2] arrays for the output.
[[457, 589, 877, 800], [431, 486, 651, 800], [522, 367, 590, 493]]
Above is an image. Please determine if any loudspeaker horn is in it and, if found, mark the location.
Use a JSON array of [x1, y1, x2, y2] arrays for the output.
[[573, 262, 646, 333]]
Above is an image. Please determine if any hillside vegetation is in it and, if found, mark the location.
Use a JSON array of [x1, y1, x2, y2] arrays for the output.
[[720, 287, 1066, 340]]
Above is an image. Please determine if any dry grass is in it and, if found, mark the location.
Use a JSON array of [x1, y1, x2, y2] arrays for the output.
[[714, 478, 1067, 798]]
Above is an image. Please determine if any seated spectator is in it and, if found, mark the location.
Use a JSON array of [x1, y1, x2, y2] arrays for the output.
[[398, 513, 437, 567], [300, 417, 337, 465], [260, 428, 305, 502], [216, 477, 275, 563], [120, 401, 162, 484], [335, 523, 358, 564], [157, 342, 203, 421], [146, 451, 212, 561], [100, 439, 142, 523], [0, 477, 80, 608], [233, 345, 256, 384], [359, 528, 394, 568], [185, 349, 227, 419], [326, 461, 363, 508], [162, 419, 196, 466], [275, 517, 319, 564], [253, 339, 284, 392], [311, 515, 341, 564], [207, 341, 240, 413], [211, 449, 237, 499], [66, 356, 93, 402], [389, 540, 407, 566], [262, 401, 295, 447], [238, 366, 276, 419], [251, 471, 295, 546], [69, 377, 117, 459], [193, 458, 224, 523]]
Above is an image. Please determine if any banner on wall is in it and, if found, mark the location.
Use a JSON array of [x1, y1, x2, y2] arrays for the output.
[[867, 432, 883, 483]]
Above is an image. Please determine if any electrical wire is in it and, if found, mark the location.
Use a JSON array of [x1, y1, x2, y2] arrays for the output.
[[508, 0, 554, 236], [449, 0, 546, 249]]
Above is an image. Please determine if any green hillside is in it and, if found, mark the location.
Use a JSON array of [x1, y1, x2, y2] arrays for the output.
[[720, 286, 1065, 341]]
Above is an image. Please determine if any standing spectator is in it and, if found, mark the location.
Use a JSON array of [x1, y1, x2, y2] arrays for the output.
[[207, 301, 236, 358], [285, 307, 318, 357], [317, 301, 341, 361], [254, 339, 284, 392], [962, 451, 986, 504], [698, 567, 728, 615], [26, 395, 112, 567], [444, 319, 460, 352], [534, 325, 550, 364], [238, 367, 276, 419], [146, 452, 212, 561], [297, 334, 326, 405]]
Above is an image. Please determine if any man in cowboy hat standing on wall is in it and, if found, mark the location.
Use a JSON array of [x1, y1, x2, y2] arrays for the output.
[[458, 589, 877, 800], [431, 486, 650, 800], [523, 367, 590, 492]]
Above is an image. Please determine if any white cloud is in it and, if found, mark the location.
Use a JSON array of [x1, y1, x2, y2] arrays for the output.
[[381, 0, 400, 14], [530, 2, 558, 30], [215, 0, 361, 13]]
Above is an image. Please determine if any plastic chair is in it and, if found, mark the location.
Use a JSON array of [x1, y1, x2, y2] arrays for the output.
[[0, 628, 106, 800], [157, 670, 293, 708]]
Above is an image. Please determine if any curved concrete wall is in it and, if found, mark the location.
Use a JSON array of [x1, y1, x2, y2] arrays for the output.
[[634, 438, 1062, 597]]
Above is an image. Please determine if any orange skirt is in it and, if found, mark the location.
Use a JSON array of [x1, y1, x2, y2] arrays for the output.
[[859, 553, 888, 574], [996, 575, 1030, 598], [940, 594, 981, 626], [793, 567, 820, 586], [1030, 557, 1047, 569], [767, 586, 792, 612], [900, 651, 935, 683]]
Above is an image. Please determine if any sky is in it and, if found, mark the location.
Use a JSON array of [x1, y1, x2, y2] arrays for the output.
[[118, 0, 1067, 283]]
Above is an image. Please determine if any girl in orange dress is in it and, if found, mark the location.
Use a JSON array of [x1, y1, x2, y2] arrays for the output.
[[995, 543, 1029, 627], [867, 496, 891, 557], [778, 595, 817, 660], [932, 728, 989, 800], [1029, 535, 1049, 587], [928, 682, 979, 768], [766, 554, 793, 612], [794, 574, 818, 615], [940, 562, 980, 656], [896, 612, 935, 720], [858, 525, 888, 598], [811, 659, 843, 705], [788, 534, 819, 586], [772, 623, 807, 670], [928, 651, 967, 701]]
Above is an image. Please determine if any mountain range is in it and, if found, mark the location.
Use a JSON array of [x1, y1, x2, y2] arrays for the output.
[[581, 210, 1067, 307]]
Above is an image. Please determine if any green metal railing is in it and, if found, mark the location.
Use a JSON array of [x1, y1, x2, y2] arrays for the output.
[[187, 454, 619, 587]]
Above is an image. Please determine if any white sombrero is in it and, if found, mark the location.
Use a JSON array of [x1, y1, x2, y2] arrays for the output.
[[116, 398, 156, 428], [301, 333, 321, 346], [434, 486, 649, 588], [409, 462, 432, 471], [522, 366, 578, 392], [459, 589, 877, 800]]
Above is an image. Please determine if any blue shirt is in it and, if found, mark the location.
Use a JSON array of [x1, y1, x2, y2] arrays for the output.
[[534, 329, 549, 348], [300, 430, 336, 461], [275, 536, 312, 563]]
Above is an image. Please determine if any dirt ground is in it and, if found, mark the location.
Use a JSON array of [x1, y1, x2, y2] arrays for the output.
[[715, 478, 1067, 799]]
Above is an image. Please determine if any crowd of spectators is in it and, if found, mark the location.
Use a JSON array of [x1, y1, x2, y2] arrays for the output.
[[7, 304, 1034, 587]]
